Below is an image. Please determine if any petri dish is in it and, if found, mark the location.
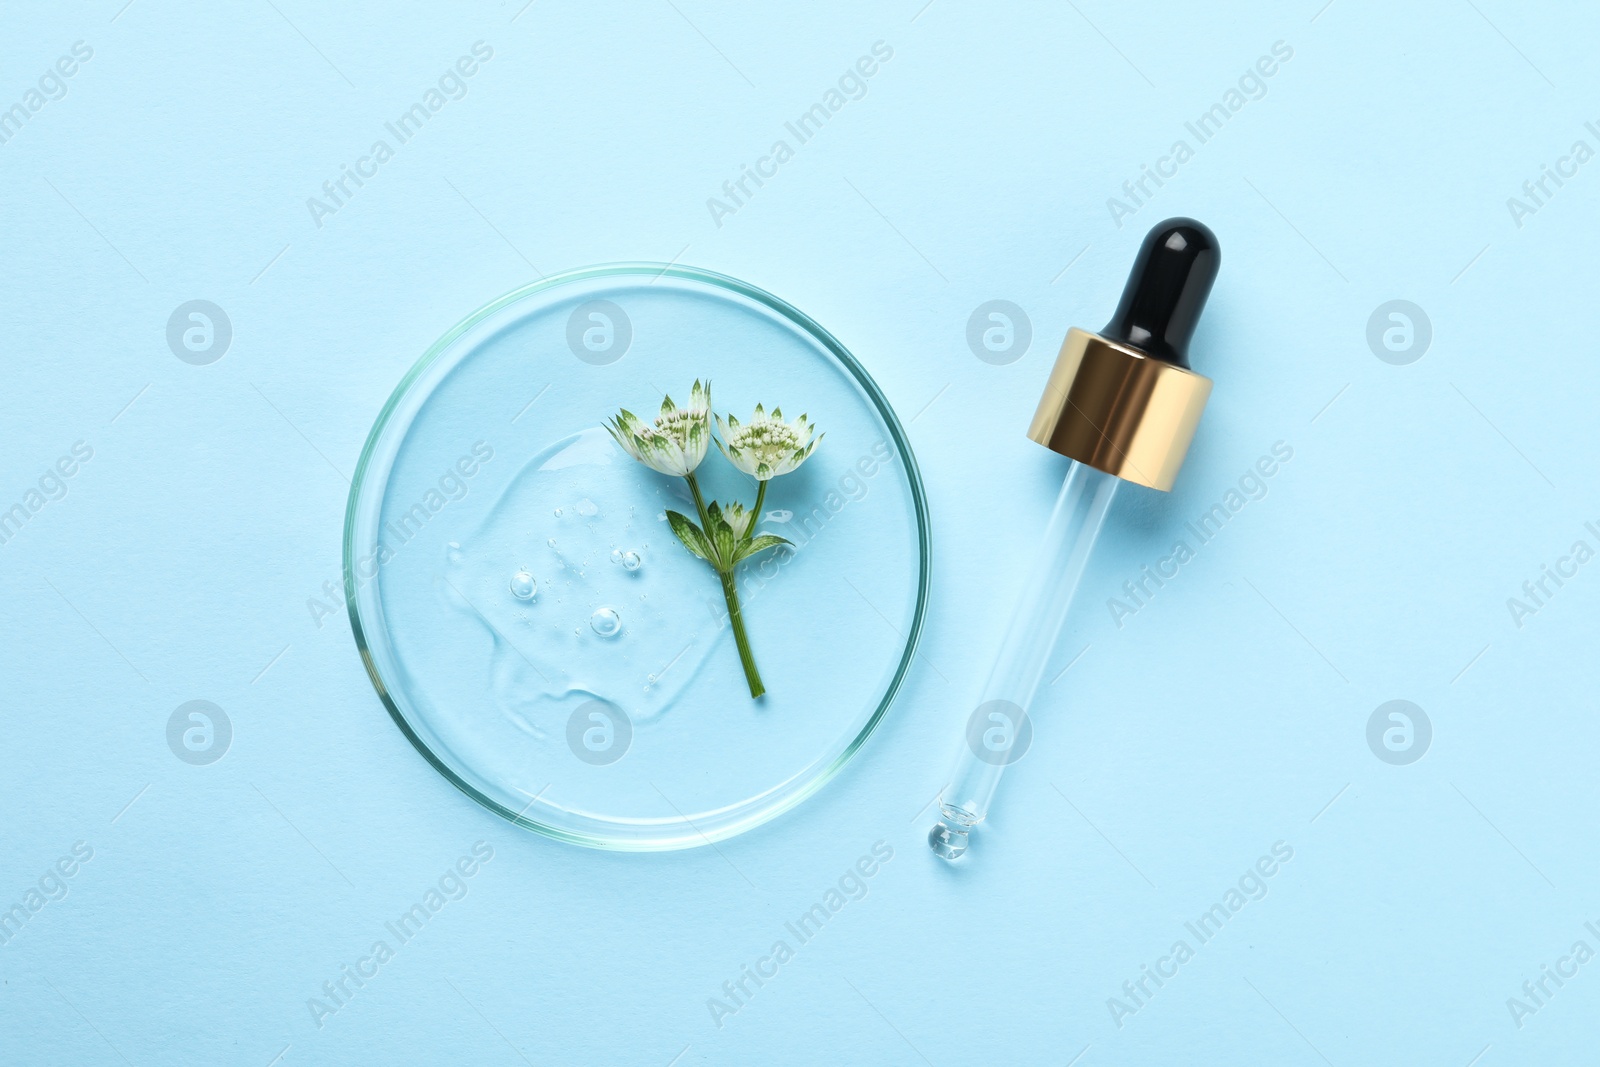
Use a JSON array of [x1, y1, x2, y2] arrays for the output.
[[344, 264, 929, 850]]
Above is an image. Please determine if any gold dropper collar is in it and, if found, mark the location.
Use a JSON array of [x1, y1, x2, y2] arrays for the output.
[[1026, 327, 1212, 492]]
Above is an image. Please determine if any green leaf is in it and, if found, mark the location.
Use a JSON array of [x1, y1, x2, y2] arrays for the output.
[[665, 510, 714, 563], [704, 502, 739, 568], [734, 533, 792, 564]]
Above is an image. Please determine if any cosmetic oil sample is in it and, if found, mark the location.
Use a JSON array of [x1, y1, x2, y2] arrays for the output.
[[439, 427, 721, 738]]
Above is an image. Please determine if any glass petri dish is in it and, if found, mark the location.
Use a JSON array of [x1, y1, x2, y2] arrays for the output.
[[345, 264, 929, 850]]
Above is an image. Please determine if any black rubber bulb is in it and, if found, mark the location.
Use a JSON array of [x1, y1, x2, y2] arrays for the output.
[[1101, 217, 1220, 369]]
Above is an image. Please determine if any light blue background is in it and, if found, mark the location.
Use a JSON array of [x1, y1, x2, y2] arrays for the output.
[[3, 1, 1597, 1064]]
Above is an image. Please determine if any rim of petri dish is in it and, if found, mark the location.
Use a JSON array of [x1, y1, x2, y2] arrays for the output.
[[343, 263, 931, 851]]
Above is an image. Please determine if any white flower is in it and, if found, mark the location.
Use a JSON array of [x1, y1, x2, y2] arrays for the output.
[[715, 404, 820, 481], [605, 380, 711, 477], [720, 501, 755, 540]]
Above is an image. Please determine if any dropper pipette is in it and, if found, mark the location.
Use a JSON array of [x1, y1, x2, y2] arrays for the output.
[[930, 218, 1221, 861]]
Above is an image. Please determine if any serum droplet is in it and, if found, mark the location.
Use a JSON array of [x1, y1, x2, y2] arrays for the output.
[[577, 498, 598, 517], [590, 607, 621, 637], [610, 548, 623, 564], [445, 541, 463, 564], [554, 507, 563, 517], [622, 551, 641, 571], [509, 571, 537, 600]]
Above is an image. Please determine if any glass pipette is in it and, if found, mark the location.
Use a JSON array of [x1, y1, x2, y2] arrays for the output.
[[930, 218, 1222, 861]]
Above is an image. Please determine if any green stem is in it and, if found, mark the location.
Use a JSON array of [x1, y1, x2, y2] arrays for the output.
[[685, 471, 713, 531], [685, 471, 765, 698], [719, 568, 764, 698], [748, 480, 767, 543]]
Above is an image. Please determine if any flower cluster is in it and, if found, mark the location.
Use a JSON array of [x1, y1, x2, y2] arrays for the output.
[[716, 405, 819, 481], [604, 380, 712, 478], [606, 381, 822, 698]]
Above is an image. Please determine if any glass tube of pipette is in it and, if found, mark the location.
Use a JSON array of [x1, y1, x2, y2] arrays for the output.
[[929, 460, 1119, 860]]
